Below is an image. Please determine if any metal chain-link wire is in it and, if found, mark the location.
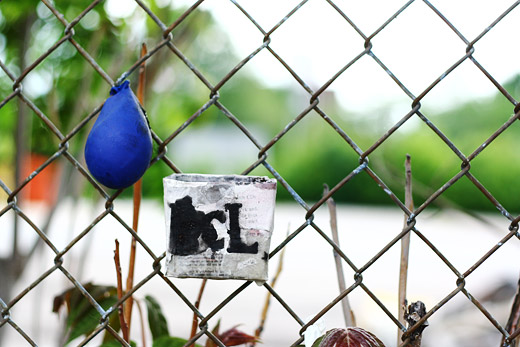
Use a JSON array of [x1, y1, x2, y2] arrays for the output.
[[2, 0, 520, 346]]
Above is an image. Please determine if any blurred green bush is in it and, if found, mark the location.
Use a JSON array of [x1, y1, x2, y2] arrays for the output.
[[1, 1, 520, 213]]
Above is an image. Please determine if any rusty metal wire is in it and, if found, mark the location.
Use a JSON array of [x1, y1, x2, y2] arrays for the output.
[[1, 0, 520, 346]]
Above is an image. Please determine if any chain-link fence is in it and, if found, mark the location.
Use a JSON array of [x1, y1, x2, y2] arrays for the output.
[[2, 0, 520, 346]]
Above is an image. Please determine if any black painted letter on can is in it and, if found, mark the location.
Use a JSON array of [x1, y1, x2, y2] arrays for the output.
[[169, 196, 259, 255]]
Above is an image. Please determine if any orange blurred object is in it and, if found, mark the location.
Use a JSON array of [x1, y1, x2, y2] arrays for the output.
[[21, 153, 61, 205]]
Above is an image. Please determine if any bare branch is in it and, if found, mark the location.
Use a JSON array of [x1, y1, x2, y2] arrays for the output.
[[190, 278, 207, 347], [114, 239, 129, 342], [502, 276, 520, 347], [398, 155, 413, 344], [324, 184, 355, 327], [254, 225, 289, 344], [125, 43, 148, 333]]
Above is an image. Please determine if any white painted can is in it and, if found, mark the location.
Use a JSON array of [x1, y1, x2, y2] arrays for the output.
[[163, 174, 277, 282]]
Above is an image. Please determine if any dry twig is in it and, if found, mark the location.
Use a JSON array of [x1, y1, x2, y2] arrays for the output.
[[134, 298, 148, 347], [114, 239, 129, 342], [189, 279, 208, 347], [253, 225, 289, 344], [402, 301, 428, 347], [324, 184, 355, 327], [125, 43, 148, 333], [398, 155, 413, 344], [502, 276, 520, 347]]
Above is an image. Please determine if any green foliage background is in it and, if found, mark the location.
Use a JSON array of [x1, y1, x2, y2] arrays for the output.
[[1, 1, 520, 213]]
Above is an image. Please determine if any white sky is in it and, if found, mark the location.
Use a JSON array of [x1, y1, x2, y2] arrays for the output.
[[167, 0, 520, 114], [98, 0, 520, 115]]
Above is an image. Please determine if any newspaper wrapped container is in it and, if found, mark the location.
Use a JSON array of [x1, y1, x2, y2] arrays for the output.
[[163, 174, 277, 282]]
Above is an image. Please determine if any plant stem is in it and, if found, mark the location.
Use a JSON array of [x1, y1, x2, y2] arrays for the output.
[[324, 184, 355, 327], [253, 225, 289, 344], [190, 278, 207, 347], [125, 42, 148, 333], [402, 301, 427, 347], [134, 298, 147, 347], [502, 276, 520, 347], [114, 239, 129, 342], [398, 155, 413, 344], [137, 43, 148, 106]]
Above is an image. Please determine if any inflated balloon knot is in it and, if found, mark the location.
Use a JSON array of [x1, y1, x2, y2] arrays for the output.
[[110, 80, 130, 96]]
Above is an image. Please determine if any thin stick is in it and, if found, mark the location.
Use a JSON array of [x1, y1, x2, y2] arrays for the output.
[[134, 298, 147, 347], [324, 184, 355, 327], [398, 155, 413, 344], [402, 301, 427, 347], [189, 279, 207, 347], [253, 225, 289, 344], [114, 239, 129, 342], [501, 276, 520, 347], [125, 42, 148, 333], [136, 43, 148, 106]]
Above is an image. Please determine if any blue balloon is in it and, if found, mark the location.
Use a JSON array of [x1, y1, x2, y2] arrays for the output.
[[85, 81, 153, 189]]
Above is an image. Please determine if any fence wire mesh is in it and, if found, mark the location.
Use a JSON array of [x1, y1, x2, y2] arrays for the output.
[[1, 0, 520, 346]]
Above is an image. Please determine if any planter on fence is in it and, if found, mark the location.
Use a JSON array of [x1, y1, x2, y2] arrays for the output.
[[163, 173, 277, 282]]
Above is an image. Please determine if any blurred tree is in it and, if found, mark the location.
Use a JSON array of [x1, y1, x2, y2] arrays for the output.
[[0, 1, 295, 344]]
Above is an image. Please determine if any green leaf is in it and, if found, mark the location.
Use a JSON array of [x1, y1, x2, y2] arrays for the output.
[[101, 308, 122, 344], [67, 296, 118, 343], [53, 283, 120, 345], [145, 295, 170, 339], [152, 336, 203, 347], [312, 336, 324, 347]]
